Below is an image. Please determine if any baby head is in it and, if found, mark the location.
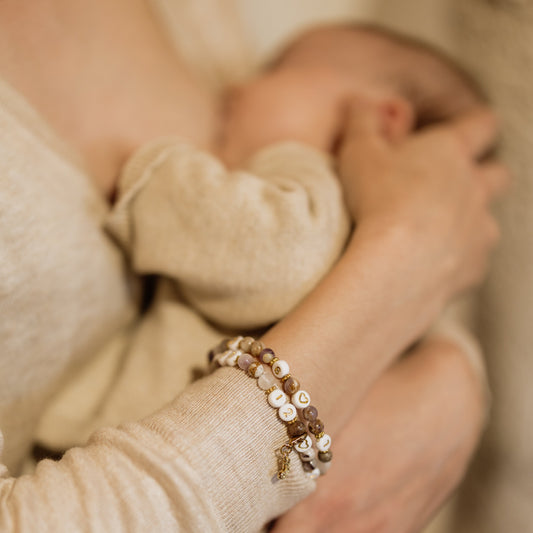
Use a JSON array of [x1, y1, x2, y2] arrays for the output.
[[272, 24, 483, 129], [220, 25, 483, 166]]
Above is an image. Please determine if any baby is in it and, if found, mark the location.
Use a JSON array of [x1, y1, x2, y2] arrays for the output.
[[106, 24, 483, 365]]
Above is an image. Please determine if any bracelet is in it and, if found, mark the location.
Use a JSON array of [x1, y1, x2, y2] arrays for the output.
[[209, 336, 333, 481]]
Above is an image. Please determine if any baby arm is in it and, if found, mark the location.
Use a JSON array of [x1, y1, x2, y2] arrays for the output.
[[105, 138, 350, 330]]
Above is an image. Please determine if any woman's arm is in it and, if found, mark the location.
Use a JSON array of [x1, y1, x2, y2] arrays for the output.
[[273, 335, 488, 533], [262, 104, 507, 433]]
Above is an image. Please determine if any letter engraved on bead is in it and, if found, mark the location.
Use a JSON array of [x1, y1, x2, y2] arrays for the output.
[[299, 392, 309, 405], [295, 436, 313, 452]]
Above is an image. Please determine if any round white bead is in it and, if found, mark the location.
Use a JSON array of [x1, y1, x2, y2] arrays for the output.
[[249, 363, 265, 378], [316, 434, 331, 452], [272, 359, 290, 379], [292, 390, 311, 409], [225, 350, 242, 367], [306, 467, 321, 480], [227, 336, 243, 350], [257, 373, 277, 391], [294, 435, 313, 453], [299, 447, 316, 462], [278, 403, 297, 422], [267, 389, 288, 408]]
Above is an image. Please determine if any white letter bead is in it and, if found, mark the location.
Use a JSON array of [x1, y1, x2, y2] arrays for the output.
[[306, 467, 321, 481], [272, 360, 290, 378], [294, 435, 313, 453], [278, 403, 297, 422], [316, 434, 331, 452], [268, 389, 288, 408], [292, 390, 311, 409]]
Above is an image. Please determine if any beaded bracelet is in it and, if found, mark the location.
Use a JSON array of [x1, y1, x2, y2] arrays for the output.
[[209, 336, 333, 481]]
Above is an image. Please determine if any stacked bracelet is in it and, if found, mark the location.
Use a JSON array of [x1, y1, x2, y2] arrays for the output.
[[209, 336, 333, 481]]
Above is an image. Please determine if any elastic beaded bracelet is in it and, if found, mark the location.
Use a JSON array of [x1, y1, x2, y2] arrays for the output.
[[209, 336, 333, 480]]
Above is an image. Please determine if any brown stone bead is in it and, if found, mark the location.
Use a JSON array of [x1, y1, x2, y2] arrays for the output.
[[318, 450, 333, 463], [309, 419, 324, 435], [283, 376, 300, 395], [287, 421, 307, 438], [250, 340, 265, 357], [302, 405, 318, 422], [302, 460, 317, 472]]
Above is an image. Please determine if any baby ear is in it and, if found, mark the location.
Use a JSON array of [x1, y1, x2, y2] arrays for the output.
[[379, 97, 415, 143]]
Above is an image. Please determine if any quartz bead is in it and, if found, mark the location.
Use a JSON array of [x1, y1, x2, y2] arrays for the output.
[[299, 447, 316, 462], [268, 389, 288, 408], [283, 377, 300, 395], [248, 362, 264, 378], [318, 450, 333, 463], [318, 460, 332, 475], [302, 405, 318, 422], [307, 467, 321, 480], [309, 419, 324, 435], [239, 336, 255, 352], [237, 353, 254, 371], [287, 421, 307, 438], [278, 403, 297, 422], [250, 340, 265, 357], [294, 435, 313, 453], [259, 348, 275, 364], [292, 390, 311, 409], [272, 360, 290, 378], [257, 373, 277, 391], [316, 434, 332, 452]]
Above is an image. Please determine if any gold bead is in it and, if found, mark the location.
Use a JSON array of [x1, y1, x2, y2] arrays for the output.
[[280, 374, 291, 383], [265, 386, 277, 395], [269, 357, 279, 367]]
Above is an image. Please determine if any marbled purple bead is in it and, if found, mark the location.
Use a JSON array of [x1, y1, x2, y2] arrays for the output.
[[259, 348, 275, 363], [237, 353, 254, 371]]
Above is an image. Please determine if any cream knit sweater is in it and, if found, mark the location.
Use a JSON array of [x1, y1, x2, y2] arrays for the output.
[[0, 1, 322, 531]]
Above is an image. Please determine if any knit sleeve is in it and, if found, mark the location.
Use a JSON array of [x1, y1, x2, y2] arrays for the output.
[[105, 139, 351, 329], [0, 368, 315, 533]]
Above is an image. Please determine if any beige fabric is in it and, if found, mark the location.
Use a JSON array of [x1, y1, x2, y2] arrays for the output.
[[107, 139, 350, 329]]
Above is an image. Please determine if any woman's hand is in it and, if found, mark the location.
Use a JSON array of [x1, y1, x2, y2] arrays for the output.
[[338, 101, 509, 302], [272, 337, 488, 533]]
